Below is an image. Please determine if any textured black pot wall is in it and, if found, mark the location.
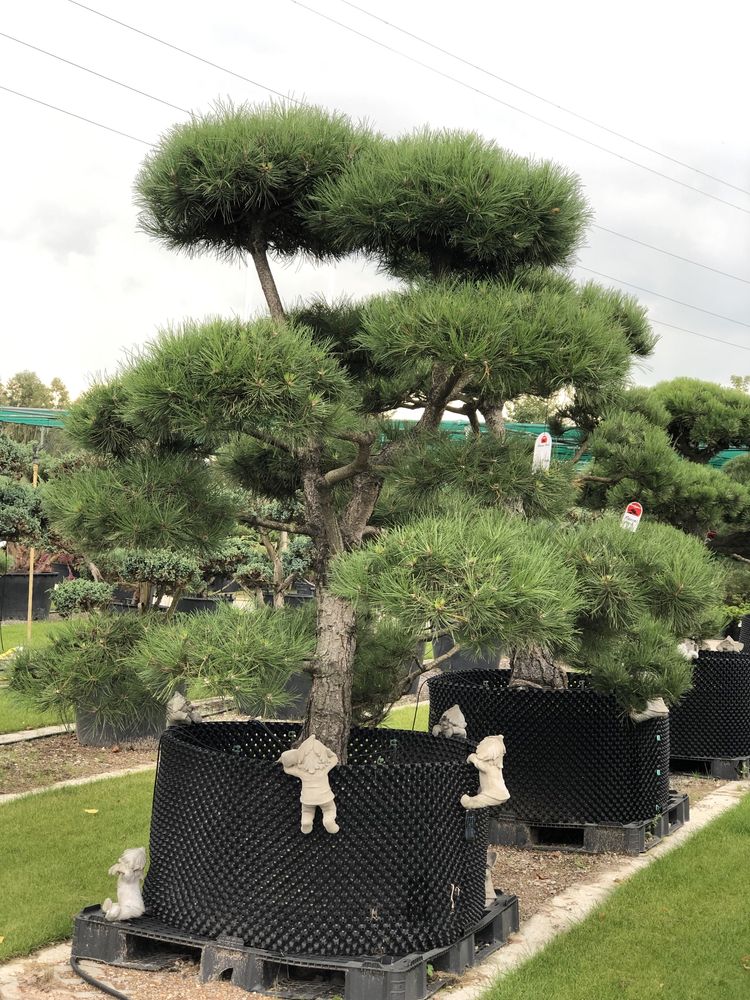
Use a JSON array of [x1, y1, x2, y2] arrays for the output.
[[75, 709, 166, 747], [0, 572, 56, 620], [144, 722, 488, 956], [428, 670, 669, 825], [670, 651, 750, 759]]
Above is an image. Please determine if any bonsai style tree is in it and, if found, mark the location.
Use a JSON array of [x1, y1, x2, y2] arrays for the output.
[[42, 102, 724, 760]]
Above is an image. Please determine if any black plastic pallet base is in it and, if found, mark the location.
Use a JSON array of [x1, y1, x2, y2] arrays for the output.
[[671, 755, 750, 780], [71, 894, 520, 1000], [488, 791, 689, 855]]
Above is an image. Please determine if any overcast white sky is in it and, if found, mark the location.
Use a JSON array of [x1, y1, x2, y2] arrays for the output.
[[1, 0, 749, 398]]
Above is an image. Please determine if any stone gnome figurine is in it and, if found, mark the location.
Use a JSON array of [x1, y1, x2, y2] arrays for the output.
[[166, 690, 204, 726], [432, 704, 467, 740], [279, 735, 339, 834], [461, 735, 511, 809], [101, 847, 147, 922]]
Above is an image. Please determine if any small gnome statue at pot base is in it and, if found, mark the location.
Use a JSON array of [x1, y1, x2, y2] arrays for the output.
[[432, 704, 467, 740], [101, 847, 147, 922], [279, 735, 339, 834], [461, 735, 511, 809]]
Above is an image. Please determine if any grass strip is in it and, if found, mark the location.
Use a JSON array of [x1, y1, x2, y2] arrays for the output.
[[485, 790, 750, 1000], [0, 771, 153, 961]]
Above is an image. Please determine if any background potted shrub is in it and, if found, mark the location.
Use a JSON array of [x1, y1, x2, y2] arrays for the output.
[[9, 614, 166, 746], [51, 578, 114, 618]]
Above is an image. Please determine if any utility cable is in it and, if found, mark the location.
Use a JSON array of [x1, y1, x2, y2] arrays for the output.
[[648, 318, 750, 353], [0, 83, 152, 144], [60, 0, 750, 281], [336, 0, 750, 198], [589, 225, 750, 287], [286, 0, 750, 216], [67, 0, 302, 106], [70, 957, 131, 999], [0, 31, 190, 114], [577, 265, 750, 330], [3, 84, 749, 349]]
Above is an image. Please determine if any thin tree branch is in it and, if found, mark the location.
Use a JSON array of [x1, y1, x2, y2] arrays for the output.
[[239, 513, 316, 536], [731, 553, 750, 565], [321, 439, 372, 488], [331, 429, 378, 446], [246, 429, 296, 455], [422, 643, 461, 669], [576, 474, 618, 484]]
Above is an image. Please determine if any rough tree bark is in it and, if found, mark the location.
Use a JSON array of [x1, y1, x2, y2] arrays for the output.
[[304, 587, 357, 760], [508, 647, 568, 690], [482, 402, 506, 438]]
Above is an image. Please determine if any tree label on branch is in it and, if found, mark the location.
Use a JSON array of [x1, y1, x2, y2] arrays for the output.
[[532, 432, 552, 472], [621, 501, 643, 532]]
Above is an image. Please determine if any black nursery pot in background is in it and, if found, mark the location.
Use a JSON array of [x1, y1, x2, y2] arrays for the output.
[[144, 722, 488, 956], [0, 572, 57, 620], [432, 634, 502, 672], [670, 650, 750, 760], [428, 669, 669, 826]]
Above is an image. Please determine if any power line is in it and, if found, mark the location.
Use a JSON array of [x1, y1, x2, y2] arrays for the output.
[[0, 31, 190, 115], [63, 0, 750, 283], [650, 318, 750, 353], [67, 0, 302, 106], [0, 83, 152, 145], [590, 225, 750, 287], [4, 75, 750, 351], [337, 0, 750, 199], [287, 0, 750, 217], [577, 265, 750, 329]]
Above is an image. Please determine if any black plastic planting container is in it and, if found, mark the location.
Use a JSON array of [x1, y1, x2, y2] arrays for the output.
[[0, 572, 56, 620], [670, 650, 750, 759], [144, 721, 489, 956], [428, 669, 669, 826]]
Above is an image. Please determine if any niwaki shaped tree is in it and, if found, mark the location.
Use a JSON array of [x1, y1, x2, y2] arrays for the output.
[[46, 103, 723, 760]]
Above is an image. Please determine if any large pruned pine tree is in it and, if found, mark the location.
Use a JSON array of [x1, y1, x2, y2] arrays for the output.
[[44, 103, 723, 759]]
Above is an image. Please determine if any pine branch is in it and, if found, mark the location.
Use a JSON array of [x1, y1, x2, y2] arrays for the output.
[[731, 553, 750, 565], [321, 439, 372, 487], [239, 512, 316, 536], [246, 429, 296, 455]]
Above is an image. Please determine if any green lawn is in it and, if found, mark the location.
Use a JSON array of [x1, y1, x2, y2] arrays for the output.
[[382, 702, 429, 731], [486, 791, 750, 1000], [0, 621, 67, 733], [0, 771, 153, 962]]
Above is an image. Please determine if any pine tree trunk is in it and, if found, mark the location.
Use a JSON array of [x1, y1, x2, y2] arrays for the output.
[[509, 646, 568, 690], [303, 587, 357, 762], [483, 403, 506, 438], [248, 238, 285, 322]]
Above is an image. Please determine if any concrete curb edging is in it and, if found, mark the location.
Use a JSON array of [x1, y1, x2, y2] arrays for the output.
[[0, 764, 156, 807]]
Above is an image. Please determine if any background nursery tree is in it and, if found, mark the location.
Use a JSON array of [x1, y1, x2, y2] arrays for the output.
[[46, 102, 725, 760]]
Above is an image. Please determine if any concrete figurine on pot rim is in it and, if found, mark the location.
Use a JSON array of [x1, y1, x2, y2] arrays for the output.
[[279, 734, 339, 834], [461, 734, 511, 809], [432, 703, 467, 740]]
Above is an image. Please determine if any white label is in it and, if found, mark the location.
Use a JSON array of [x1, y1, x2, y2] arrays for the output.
[[532, 432, 552, 472]]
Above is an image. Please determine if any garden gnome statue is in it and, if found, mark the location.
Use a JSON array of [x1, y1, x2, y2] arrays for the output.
[[461, 735, 511, 809], [101, 847, 147, 922], [677, 639, 699, 660], [166, 690, 204, 726], [432, 704, 467, 740], [279, 735, 339, 834], [485, 848, 498, 907], [629, 697, 669, 723]]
